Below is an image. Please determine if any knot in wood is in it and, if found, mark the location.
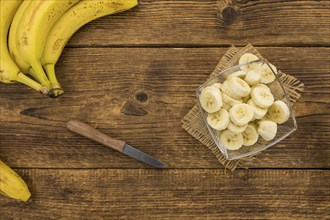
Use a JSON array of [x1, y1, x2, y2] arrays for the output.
[[135, 91, 148, 103], [221, 6, 239, 25]]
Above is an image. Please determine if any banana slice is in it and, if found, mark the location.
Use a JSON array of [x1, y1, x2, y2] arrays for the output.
[[220, 130, 243, 150], [242, 94, 251, 103], [222, 92, 243, 106], [259, 63, 277, 84], [199, 86, 223, 113], [207, 109, 230, 130], [244, 70, 261, 86], [228, 70, 246, 79], [229, 103, 254, 126], [247, 99, 268, 119], [268, 100, 290, 124], [228, 77, 251, 97], [222, 103, 232, 111], [251, 84, 274, 108], [211, 82, 222, 89], [239, 53, 262, 71], [220, 80, 242, 99], [257, 120, 277, 141], [251, 83, 270, 92], [227, 122, 248, 134], [242, 124, 259, 146]]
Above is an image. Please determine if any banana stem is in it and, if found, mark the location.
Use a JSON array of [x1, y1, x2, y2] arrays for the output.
[[29, 63, 52, 90], [15, 72, 48, 94], [44, 63, 64, 98], [44, 63, 61, 89]]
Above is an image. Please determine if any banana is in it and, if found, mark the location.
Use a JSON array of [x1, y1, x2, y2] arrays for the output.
[[251, 84, 274, 108], [12, 0, 80, 97], [0, 0, 48, 94], [242, 124, 259, 146], [239, 53, 262, 71], [251, 83, 270, 92], [257, 120, 277, 141], [0, 160, 31, 202], [247, 99, 268, 119], [8, 0, 31, 73], [220, 80, 242, 99], [220, 130, 243, 150], [199, 86, 223, 113], [242, 94, 251, 103], [227, 76, 251, 97], [221, 103, 231, 111], [244, 70, 261, 86], [229, 103, 254, 126], [228, 70, 246, 79], [207, 109, 230, 130], [42, 0, 138, 95], [258, 63, 277, 84], [211, 82, 222, 89], [227, 122, 248, 134], [268, 100, 290, 124], [222, 92, 242, 106]]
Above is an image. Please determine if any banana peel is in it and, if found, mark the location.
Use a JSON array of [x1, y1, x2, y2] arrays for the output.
[[0, 160, 31, 202]]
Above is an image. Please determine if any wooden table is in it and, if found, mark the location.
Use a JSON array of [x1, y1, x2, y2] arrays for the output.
[[1, 1, 329, 219]]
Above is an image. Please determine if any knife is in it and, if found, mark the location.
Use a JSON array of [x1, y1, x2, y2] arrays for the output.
[[66, 120, 167, 168]]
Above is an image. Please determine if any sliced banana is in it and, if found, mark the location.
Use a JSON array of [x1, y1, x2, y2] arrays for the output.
[[220, 80, 242, 99], [242, 124, 259, 146], [242, 94, 251, 103], [222, 103, 232, 111], [207, 109, 230, 130], [268, 100, 290, 124], [199, 86, 223, 113], [257, 120, 277, 141], [247, 99, 268, 119], [244, 70, 261, 86], [228, 70, 246, 79], [258, 63, 277, 84], [239, 53, 262, 71], [251, 84, 274, 108], [229, 103, 254, 126], [251, 83, 270, 92], [228, 76, 251, 97], [227, 122, 248, 134], [220, 130, 243, 150], [222, 92, 243, 106], [211, 83, 222, 89]]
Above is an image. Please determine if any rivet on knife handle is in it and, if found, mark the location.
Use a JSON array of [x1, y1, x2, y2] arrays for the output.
[[66, 120, 125, 152]]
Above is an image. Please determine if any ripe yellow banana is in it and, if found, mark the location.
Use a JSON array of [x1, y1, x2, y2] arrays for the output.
[[0, 160, 31, 202], [42, 0, 138, 96], [11, 0, 80, 97], [0, 0, 48, 94]]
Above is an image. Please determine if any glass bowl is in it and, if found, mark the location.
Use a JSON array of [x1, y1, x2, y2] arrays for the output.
[[196, 59, 297, 160]]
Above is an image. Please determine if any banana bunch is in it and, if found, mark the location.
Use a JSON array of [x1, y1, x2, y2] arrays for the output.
[[199, 53, 290, 150], [1, 0, 138, 98], [0, 160, 31, 202]]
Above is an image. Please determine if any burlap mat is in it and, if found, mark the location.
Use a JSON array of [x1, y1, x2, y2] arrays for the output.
[[181, 44, 304, 171]]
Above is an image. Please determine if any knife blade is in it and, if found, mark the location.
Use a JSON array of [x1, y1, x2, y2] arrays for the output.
[[66, 120, 167, 168]]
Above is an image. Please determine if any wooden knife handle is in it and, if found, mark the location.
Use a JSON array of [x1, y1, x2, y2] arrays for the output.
[[66, 120, 125, 152]]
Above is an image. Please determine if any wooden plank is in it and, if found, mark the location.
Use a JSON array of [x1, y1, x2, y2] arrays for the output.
[[0, 47, 329, 169], [66, 0, 330, 46], [0, 169, 328, 219]]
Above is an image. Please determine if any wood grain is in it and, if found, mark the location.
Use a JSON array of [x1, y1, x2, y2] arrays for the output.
[[65, 0, 330, 47], [0, 47, 329, 169], [0, 169, 328, 219]]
